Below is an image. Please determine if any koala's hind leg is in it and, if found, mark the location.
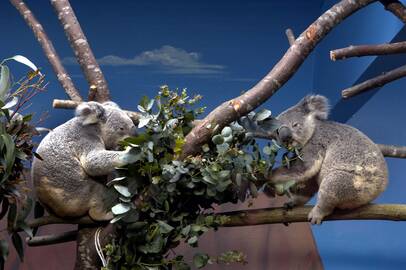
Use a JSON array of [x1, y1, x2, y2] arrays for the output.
[[89, 205, 114, 221], [309, 171, 359, 224], [285, 178, 318, 209]]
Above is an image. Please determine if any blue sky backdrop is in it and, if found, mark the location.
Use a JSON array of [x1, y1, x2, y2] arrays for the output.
[[1, 0, 406, 269]]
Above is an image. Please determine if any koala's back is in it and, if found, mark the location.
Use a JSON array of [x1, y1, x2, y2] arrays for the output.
[[32, 118, 105, 218], [313, 121, 388, 208]]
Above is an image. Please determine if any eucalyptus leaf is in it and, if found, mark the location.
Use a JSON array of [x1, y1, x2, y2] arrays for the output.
[[9, 55, 41, 74], [193, 253, 209, 269], [11, 233, 23, 261], [1, 97, 18, 110], [255, 109, 272, 121], [0, 240, 8, 261], [114, 185, 131, 197], [112, 203, 131, 215], [0, 65, 10, 101]]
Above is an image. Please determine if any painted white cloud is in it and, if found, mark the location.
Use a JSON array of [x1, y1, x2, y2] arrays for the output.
[[62, 45, 225, 75]]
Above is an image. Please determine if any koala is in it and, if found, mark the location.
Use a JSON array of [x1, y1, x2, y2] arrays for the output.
[[268, 95, 388, 224], [32, 101, 137, 221]]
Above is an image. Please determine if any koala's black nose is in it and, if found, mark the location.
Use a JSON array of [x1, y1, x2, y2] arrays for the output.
[[277, 126, 292, 144]]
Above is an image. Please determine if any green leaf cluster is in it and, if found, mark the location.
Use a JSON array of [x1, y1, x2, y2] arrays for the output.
[[105, 86, 282, 269]]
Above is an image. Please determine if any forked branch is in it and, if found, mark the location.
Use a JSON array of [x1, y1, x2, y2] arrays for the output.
[[331, 41, 406, 60], [285, 28, 295, 46], [50, 0, 110, 102], [181, 0, 376, 158], [342, 64, 406, 98], [10, 0, 82, 102]]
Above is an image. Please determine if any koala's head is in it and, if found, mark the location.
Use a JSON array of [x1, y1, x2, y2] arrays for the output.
[[76, 101, 136, 149], [275, 95, 329, 148]]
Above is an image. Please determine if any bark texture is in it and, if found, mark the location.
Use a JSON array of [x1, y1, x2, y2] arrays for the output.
[[331, 41, 406, 60], [10, 0, 82, 102], [181, 0, 376, 158], [50, 0, 110, 102], [378, 144, 406, 158]]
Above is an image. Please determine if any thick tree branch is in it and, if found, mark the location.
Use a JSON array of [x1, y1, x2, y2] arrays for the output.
[[52, 99, 141, 123], [285, 28, 296, 46], [380, 0, 406, 23], [50, 0, 110, 102], [378, 144, 406, 158], [10, 0, 82, 102], [25, 204, 406, 247], [181, 0, 376, 158], [222, 204, 406, 226], [342, 64, 406, 98], [27, 230, 77, 246], [331, 41, 406, 60]]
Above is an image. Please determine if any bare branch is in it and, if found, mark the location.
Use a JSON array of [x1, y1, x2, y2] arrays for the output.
[[27, 215, 96, 228], [380, 0, 406, 23], [10, 0, 82, 102], [342, 64, 406, 98], [331, 41, 406, 60], [50, 0, 110, 102], [378, 144, 406, 158], [181, 0, 376, 158], [285, 28, 296, 46], [52, 99, 141, 123], [222, 204, 406, 226], [27, 230, 77, 246]]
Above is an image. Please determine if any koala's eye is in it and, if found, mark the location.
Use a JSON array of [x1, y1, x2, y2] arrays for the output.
[[119, 127, 125, 131], [292, 122, 300, 128]]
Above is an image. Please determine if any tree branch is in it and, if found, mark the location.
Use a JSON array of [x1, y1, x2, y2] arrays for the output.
[[10, 0, 82, 102], [27, 230, 77, 246], [342, 64, 406, 98], [27, 215, 96, 228], [222, 204, 406, 226], [50, 0, 110, 102], [52, 99, 141, 123], [180, 0, 376, 159], [25, 204, 406, 247], [378, 144, 406, 158], [285, 28, 295, 46], [331, 41, 406, 60], [380, 0, 406, 23]]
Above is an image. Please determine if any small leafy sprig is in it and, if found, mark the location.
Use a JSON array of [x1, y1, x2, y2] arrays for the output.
[[104, 86, 281, 270], [0, 56, 44, 268]]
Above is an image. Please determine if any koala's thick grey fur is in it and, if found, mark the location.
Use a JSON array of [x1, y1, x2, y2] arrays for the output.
[[32, 101, 137, 221], [269, 95, 388, 224]]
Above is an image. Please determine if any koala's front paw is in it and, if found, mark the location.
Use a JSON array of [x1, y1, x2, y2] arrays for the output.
[[308, 206, 325, 225]]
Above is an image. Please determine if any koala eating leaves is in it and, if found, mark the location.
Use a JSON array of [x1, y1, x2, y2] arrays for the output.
[[32, 101, 137, 221], [268, 95, 388, 224]]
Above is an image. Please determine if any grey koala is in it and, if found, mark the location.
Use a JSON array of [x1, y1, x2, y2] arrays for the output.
[[268, 95, 388, 224], [32, 101, 137, 221]]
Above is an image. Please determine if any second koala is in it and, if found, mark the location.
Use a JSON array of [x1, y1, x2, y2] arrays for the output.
[[268, 95, 388, 224], [32, 101, 137, 221]]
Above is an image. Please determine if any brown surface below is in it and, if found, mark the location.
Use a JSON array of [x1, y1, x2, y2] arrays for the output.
[[3, 194, 323, 270]]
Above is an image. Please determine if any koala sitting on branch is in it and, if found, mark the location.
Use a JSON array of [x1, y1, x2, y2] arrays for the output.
[[268, 95, 388, 225], [32, 101, 137, 221]]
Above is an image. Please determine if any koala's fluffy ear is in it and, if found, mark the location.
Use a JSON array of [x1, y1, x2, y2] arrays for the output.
[[75, 102, 106, 125], [301, 95, 329, 120]]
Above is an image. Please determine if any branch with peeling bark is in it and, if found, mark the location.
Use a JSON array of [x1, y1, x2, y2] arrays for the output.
[[50, 0, 110, 102], [10, 0, 82, 102], [331, 41, 406, 60], [180, 0, 376, 159], [342, 64, 406, 98]]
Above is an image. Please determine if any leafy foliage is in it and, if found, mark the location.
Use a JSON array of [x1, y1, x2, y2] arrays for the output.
[[0, 56, 44, 268], [104, 86, 281, 269]]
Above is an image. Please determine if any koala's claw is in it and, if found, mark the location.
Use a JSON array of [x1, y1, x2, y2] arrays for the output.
[[308, 207, 324, 225]]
